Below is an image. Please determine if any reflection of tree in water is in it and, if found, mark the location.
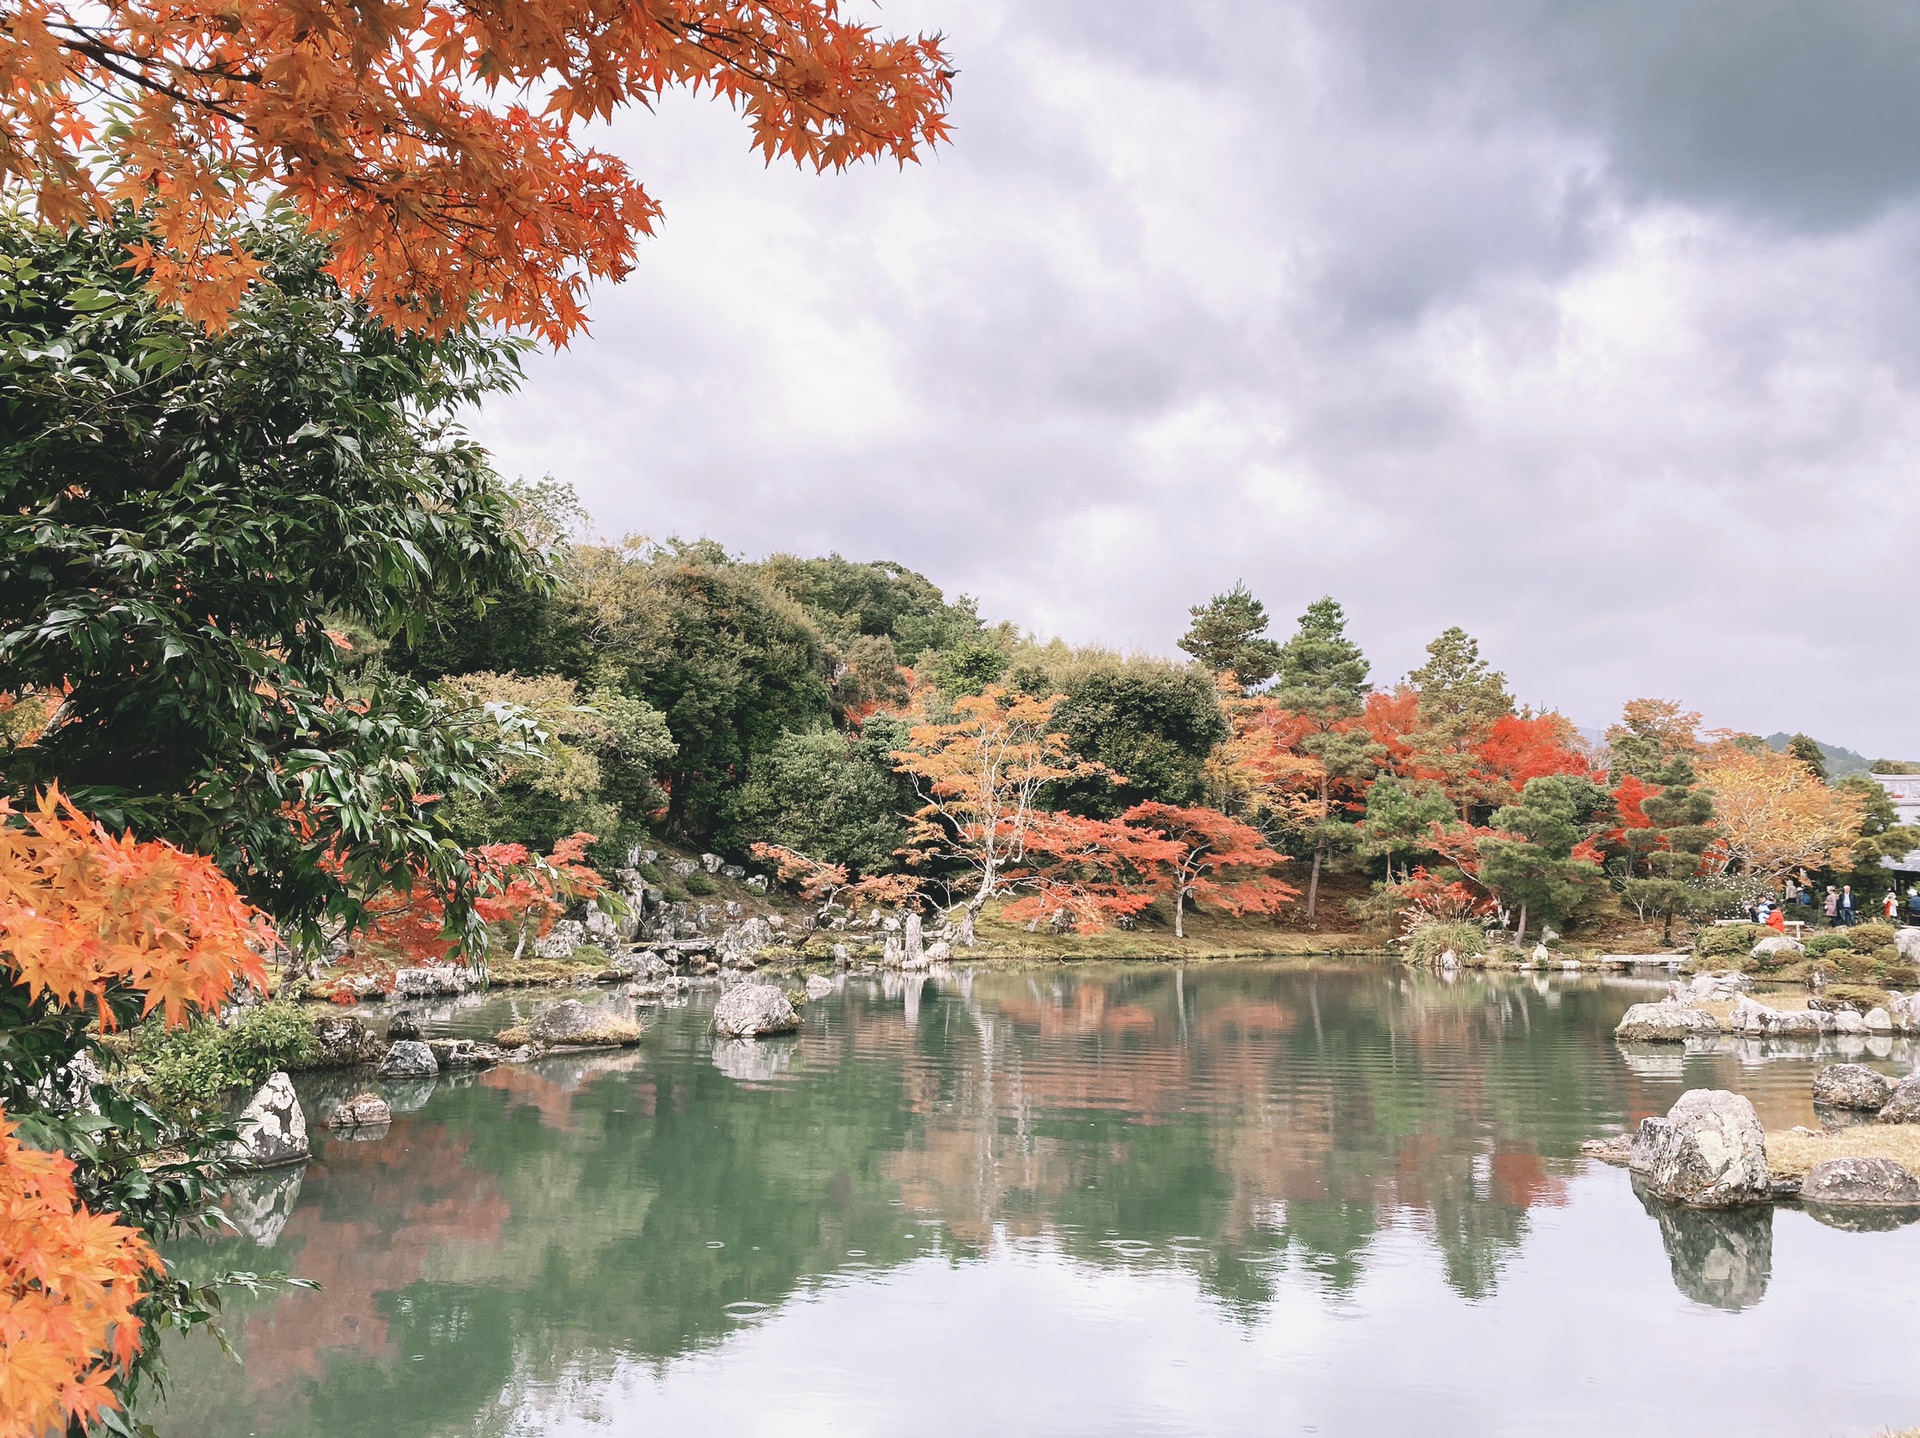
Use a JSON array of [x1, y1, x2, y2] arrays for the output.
[[156, 966, 1649, 1438], [1634, 1179, 1773, 1311]]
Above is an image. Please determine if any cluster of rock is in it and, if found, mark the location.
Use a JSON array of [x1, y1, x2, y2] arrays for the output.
[[1811, 1062, 1920, 1123], [1726, 995, 1877, 1037]]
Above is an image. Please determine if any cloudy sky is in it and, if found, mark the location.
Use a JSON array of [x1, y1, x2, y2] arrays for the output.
[[471, 0, 1920, 758]]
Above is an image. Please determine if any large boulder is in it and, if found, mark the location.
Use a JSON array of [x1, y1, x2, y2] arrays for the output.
[[805, 974, 834, 999], [427, 1038, 504, 1070], [1895, 929, 1920, 962], [1750, 935, 1803, 960], [310, 1014, 380, 1069], [1688, 971, 1751, 1001], [1616, 1001, 1721, 1043], [392, 965, 475, 998], [528, 999, 642, 1046], [1877, 1072, 1920, 1123], [534, 918, 587, 959], [1865, 1007, 1895, 1034], [226, 1072, 310, 1169], [1629, 1089, 1771, 1207], [1801, 1157, 1920, 1206], [711, 983, 801, 1039], [1812, 1063, 1899, 1111], [1890, 993, 1920, 1033], [377, 1039, 439, 1079]]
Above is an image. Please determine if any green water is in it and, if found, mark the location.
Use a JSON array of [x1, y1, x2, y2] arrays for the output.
[[156, 964, 1920, 1437]]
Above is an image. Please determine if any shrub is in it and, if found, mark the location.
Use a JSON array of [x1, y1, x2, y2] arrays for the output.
[[1694, 923, 1769, 960], [634, 862, 665, 885], [1805, 932, 1855, 958], [683, 872, 716, 896], [1828, 983, 1890, 1011], [571, 943, 609, 967], [660, 883, 689, 903], [1886, 965, 1920, 986], [131, 1002, 318, 1115], [1404, 920, 1487, 965], [1851, 921, 1898, 949]]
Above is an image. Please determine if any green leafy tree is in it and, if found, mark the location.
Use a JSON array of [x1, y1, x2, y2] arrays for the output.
[[1408, 626, 1515, 815], [1475, 776, 1613, 941], [1273, 597, 1381, 918], [0, 215, 543, 942], [731, 721, 912, 873], [1786, 733, 1829, 782], [1009, 647, 1228, 817], [1834, 775, 1920, 896], [1359, 777, 1455, 879], [1178, 582, 1283, 690]]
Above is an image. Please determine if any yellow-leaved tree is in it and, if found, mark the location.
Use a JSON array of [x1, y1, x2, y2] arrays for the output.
[[1697, 740, 1864, 886]]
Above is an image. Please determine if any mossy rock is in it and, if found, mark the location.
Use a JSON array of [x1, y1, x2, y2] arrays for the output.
[[1828, 983, 1891, 1011]]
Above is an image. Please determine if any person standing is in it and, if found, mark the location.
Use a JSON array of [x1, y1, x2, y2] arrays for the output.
[[1825, 886, 1840, 925], [1839, 885, 1856, 927], [1886, 890, 1900, 922]]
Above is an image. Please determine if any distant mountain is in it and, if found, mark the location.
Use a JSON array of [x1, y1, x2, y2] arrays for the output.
[[1762, 733, 1877, 778]]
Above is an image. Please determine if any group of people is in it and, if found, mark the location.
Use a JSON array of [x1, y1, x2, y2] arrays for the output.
[[1750, 881, 1920, 929]]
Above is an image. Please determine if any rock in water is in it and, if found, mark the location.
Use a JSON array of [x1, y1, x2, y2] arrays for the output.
[[311, 1014, 379, 1068], [387, 1012, 422, 1040], [227, 1072, 310, 1169], [1865, 1007, 1895, 1034], [926, 940, 952, 964], [1878, 1072, 1920, 1123], [326, 1092, 393, 1129], [1615, 1001, 1721, 1043], [1801, 1157, 1920, 1206], [1629, 1089, 1770, 1207], [377, 1039, 440, 1079], [528, 1000, 643, 1046], [427, 1038, 505, 1070], [1812, 1063, 1899, 1111], [805, 974, 834, 999], [711, 983, 801, 1039]]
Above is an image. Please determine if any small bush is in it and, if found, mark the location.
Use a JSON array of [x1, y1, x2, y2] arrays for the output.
[[660, 883, 689, 903], [572, 942, 609, 967], [634, 862, 665, 885], [1885, 964, 1920, 986], [683, 872, 716, 897], [1852, 921, 1898, 949], [1405, 920, 1487, 965], [1805, 932, 1855, 958], [1828, 983, 1890, 1011], [133, 1002, 318, 1115], [1695, 924, 1769, 960]]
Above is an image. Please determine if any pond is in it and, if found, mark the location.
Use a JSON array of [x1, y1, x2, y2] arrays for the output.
[[155, 963, 1920, 1438]]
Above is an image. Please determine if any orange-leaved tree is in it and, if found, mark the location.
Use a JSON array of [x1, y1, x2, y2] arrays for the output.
[[1697, 738, 1864, 886], [1121, 802, 1297, 939], [0, 785, 273, 1436], [996, 812, 1180, 935], [1, 0, 954, 342], [748, 842, 922, 917], [892, 686, 1110, 946]]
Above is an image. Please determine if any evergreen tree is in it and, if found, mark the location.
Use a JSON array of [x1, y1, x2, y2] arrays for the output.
[[1274, 597, 1381, 918], [1178, 582, 1283, 690], [1477, 776, 1613, 941], [1786, 733, 1828, 781]]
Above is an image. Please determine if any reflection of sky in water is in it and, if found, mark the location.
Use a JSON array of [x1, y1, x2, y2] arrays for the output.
[[509, 1193, 1920, 1438], [156, 966, 1920, 1438]]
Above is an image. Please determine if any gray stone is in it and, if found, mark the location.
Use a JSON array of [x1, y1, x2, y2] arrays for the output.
[[1750, 935, 1804, 960], [223, 1166, 306, 1246], [1896, 929, 1920, 962], [326, 1092, 393, 1129], [883, 933, 903, 968], [805, 974, 834, 999], [745, 874, 770, 894], [534, 918, 587, 959], [926, 940, 952, 964], [528, 1000, 642, 1046], [227, 1072, 310, 1169], [711, 983, 801, 1039], [387, 1012, 421, 1040], [1629, 1089, 1771, 1207], [670, 858, 699, 879], [905, 911, 926, 967], [311, 1014, 380, 1069], [427, 1039, 503, 1071], [1801, 1157, 1920, 1205], [1831, 1009, 1868, 1035], [1878, 1072, 1920, 1122], [1812, 1063, 1898, 1111], [392, 965, 476, 998], [1635, 1184, 1773, 1310], [377, 1040, 440, 1079], [1615, 1001, 1721, 1043], [1688, 971, 1752, 1001], [831, 944, 851, 966], [722, 864, 746, 880], [701, 852, 724, 874], [1866, 1007, 1895, 1033]]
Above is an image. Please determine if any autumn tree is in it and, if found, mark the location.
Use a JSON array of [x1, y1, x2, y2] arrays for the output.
[[1178, 583, 1283, 691], [1, 0, 953, 342], [0, 788, 276, 1434], [1697, 740, 1864, 886], [1606, 700, 1714, 942], [1122, 802, 1296, 939], [892, 686, 1107, 945], [1272, 597, 1380, 919], [1407, 626, 1515, 811]]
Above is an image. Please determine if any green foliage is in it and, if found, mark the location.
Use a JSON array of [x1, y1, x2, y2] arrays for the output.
[[1828, 983, 1890, 1010], [1409, 627, 1513, 736], [1178, 582, 1282, 689], [731, 722, 910, 872], [1273, 597, 1371, 719], [1476, 775, 1613, 930], [1805, 931, 1856, 958], [1850, 920, 1898, 949], [571, 943, 609, 968], [634, 862, 665, 885], [1404, 920, 1487, 964], [683, 872, 715, 897], [1785, 733, 1828, 781], [130, 1003, 319, 1117], [1358, 778, 1454, 871], [755, 553, 983, 658], [1693, 923, 1770, 959], [923, 633, 1013, 696], [1008, 645, 1228, 816], [0, 215, 545, 943]]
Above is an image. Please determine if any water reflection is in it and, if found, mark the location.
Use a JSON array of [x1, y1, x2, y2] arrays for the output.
[[156, 965, 1920, 1438]]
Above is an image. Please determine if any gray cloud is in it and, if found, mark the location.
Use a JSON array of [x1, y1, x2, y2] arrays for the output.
[[471, 0, 1920, 757]]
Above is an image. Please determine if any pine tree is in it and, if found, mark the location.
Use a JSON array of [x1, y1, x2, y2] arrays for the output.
[[1178, 583, 1283, 690]]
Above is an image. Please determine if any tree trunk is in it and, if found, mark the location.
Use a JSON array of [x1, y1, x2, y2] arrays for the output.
[[1174, 885, 1186, 939], [1306, 847, 1323, 921], [1661, 904, 1675, 947], [1514, 903, 1527, 945]]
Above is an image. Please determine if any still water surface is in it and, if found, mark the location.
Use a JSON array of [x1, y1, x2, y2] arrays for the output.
[[157, 964, 1920, 1437]]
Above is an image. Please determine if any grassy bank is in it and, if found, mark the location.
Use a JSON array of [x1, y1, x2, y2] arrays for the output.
[[1765, 1126, 1920, 1180]]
